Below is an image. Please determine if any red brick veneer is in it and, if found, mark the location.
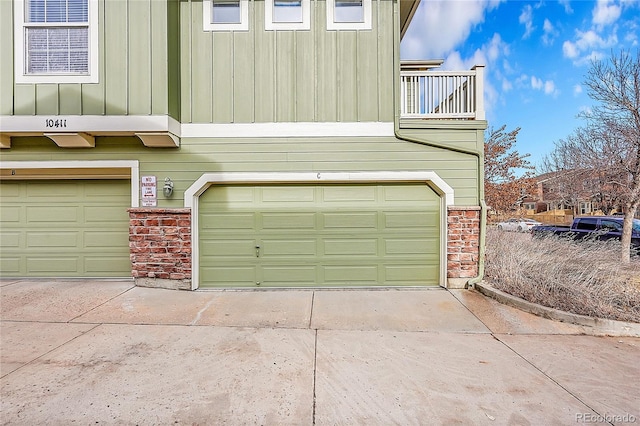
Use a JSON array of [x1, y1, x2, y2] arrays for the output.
[[447, 206, 481, 281], [128, 208, 192, 290]]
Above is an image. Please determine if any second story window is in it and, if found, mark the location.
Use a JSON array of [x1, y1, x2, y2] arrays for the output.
[[327, 0, 371, 30], [265, 0, 310, 30], [204, 0, 248, 31], [14, 0, 98, 83]]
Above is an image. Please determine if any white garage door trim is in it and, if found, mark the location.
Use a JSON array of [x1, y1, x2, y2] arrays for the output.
[[185, 172, 454, 290], [0, 160, 140, 207]]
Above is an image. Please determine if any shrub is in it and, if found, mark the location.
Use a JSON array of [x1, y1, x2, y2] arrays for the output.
[[484, 228, 640, 323]]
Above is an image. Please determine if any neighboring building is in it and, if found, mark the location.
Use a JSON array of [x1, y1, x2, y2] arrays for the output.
[[0, 0, 486, 289], [527, 170, 627, 217]]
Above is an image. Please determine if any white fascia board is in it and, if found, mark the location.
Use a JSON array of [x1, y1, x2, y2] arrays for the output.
[[0, 160, 140, 207], [180, 122, 395, 138], [0, 116, 392, 139], [0, 115, 173, 133]]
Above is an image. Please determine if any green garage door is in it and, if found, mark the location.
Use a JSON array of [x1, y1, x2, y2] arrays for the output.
[[0, 180, 131, 278], [199, 184, 440, 287]]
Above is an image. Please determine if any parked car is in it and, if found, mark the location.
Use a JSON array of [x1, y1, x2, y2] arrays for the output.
[[531, 216, 640, 249], [496, 218, 542, 232]]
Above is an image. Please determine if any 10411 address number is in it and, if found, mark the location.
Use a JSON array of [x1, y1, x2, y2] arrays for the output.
[[45, 118, 67, 128]]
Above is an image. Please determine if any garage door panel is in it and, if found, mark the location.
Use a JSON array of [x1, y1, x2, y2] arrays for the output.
[[322, 186, 376, 202], [385, 264, 439, 284], [323, 239, 378, 256], [27, 257, 78, 273], [27, 206, 78, 223], [383, 185, 436, 202], [84, 206, 128, 223], [26, 231, 78, 248], [27, 183, 78, 197], [0, 232, 21, 249], [385, 238, 439, 256], [201, 239, 256, 257], [1, 258, 20, 273], [384, 212, 437, 229], [85, 231, 129, 248], [322, 212, 377, 229], [261, 213, 316, 230], [85, 256, 131, 274], [0, 206, 21, 222], [201, 266, 257, 286], [323, 265, 378, 283], [261, 266, 317, 284], [201, 213, 255, 230], [262, 186, 315, 203], [262, 239, 317, 257]]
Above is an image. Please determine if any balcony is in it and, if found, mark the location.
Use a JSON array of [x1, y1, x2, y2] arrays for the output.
[[400, 60, 485, 121]]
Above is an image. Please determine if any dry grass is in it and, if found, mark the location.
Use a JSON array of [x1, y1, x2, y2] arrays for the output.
[[484, 228, 640, 323]]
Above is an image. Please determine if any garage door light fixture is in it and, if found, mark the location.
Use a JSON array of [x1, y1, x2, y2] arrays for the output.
[[163, 177, 174, 197]]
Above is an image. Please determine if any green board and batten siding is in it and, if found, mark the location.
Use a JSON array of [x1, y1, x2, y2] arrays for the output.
[[0, 0, 175, 117], [0, 180, 130, 277], [2, 0, 393, 123], [199, 184, 440, 287], [182, 0, 395, 124]]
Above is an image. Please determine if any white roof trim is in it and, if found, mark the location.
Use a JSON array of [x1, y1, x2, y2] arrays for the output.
[[0, 116, 394, 139]]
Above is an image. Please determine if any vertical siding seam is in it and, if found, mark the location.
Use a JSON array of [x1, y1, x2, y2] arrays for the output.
[[209, 30, 214, 123], [313, 0, 318, 122], [126, 0, 130, 114], [187, 0, 193, 123], [231, 34, 235, 123], [335, 32, 340, 122], [376, 0, 380, 122], [293, 33, 297, 122], [148, 0, 153, 115]]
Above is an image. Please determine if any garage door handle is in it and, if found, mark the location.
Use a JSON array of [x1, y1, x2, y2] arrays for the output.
[[255, 245, 260, 258]]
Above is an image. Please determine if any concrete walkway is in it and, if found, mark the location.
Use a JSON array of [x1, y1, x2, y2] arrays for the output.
[[1, 280, 638, 425]]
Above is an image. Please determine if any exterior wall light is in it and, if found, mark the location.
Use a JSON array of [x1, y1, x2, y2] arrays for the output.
[[163, 177, 174, 197]]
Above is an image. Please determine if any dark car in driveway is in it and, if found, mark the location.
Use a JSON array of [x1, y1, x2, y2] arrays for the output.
[[531, 216, 640, 249]]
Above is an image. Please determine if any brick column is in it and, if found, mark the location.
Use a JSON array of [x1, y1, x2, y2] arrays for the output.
[[128, 208, 192, 290], [447, 206, 480, 288]]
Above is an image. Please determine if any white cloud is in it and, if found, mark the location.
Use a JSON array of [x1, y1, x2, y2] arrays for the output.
[[559, 0, 573, 14], [531, 76, 543, 90], [542, 18, 558, 45], [573, 85, 583, 96], [592, 0, 622, 27], [562, 29, 618, 64], [530, 76, 558, 97], [519, 4, 535, 39], [400, 0, 503, 59]]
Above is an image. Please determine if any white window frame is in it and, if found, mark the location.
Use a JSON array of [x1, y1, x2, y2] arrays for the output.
[[203, 0, 249, 32], [265, 0, 310, 31], [326, 0, 371, 30], [14, 0, 99, 84]]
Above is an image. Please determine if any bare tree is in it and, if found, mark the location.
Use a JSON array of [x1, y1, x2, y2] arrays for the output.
[[544, 50, 640, 263], [484, 125, 536, 215]]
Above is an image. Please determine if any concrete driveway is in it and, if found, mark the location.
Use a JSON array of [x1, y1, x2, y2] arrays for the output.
[[1, 279, 638, 425]]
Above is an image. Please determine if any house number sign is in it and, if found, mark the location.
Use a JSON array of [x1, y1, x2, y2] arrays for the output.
[[45, 118, 68, 128]]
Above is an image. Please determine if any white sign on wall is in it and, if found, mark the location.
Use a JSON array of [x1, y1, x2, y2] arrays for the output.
[[141, 176, 157, 207]]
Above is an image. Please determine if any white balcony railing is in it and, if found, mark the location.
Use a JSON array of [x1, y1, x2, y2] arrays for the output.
[[400, 61, 485, 120]]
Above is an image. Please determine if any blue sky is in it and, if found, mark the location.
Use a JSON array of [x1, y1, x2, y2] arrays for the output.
[[401, 0, 640, 168]]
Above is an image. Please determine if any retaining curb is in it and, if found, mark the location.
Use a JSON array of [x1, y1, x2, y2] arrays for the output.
[[473, 282, 640, 337]]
